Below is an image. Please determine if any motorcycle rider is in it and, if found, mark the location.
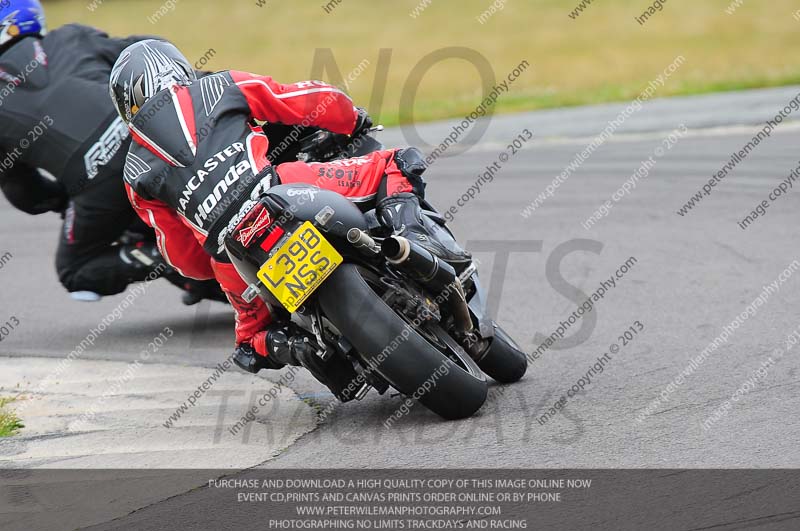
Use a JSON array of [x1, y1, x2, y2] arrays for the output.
[[110, 40, 471, 395], [0, 0, 221, 303]]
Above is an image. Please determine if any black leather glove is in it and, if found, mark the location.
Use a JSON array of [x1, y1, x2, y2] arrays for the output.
[[352, 107, 373, 137]]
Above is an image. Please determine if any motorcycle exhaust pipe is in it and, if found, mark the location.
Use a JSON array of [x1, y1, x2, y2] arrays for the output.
[[382, 236, 475, 334], [382, 236, 456, 293], [347, 228, 381, 255]]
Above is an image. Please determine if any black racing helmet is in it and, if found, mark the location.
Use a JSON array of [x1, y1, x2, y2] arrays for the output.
[[109, 39, 196, 124]]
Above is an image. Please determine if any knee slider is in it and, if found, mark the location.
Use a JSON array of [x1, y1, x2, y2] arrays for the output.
[[393, 148, 427, 196]]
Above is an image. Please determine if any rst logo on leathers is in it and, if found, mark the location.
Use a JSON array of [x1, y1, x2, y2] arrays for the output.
[[84, 116, 130, 180]]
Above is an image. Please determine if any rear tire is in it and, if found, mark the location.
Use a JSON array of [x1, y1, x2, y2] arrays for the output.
[[477, 324, 528, 384], [318, 264, 488, 420]]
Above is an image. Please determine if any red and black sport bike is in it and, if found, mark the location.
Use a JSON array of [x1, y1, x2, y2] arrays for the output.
[[224, 127, 527, 420]]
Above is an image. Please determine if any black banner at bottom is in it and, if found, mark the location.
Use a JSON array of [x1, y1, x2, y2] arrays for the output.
[[2, 469, 799, 530]]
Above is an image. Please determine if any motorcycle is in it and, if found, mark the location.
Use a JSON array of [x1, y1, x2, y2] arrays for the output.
[[223, 127, 528, 420]]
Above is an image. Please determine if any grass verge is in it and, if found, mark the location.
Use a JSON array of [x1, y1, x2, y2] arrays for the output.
[[44, 0, 800, 125], [0, 397, 24, 437]]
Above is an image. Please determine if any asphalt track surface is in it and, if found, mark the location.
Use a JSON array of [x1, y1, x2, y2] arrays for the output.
[[1, 87, 800, 523]]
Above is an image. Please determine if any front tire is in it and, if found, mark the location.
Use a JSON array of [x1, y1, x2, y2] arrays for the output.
[[318, 264, 488, 420], [477, 324, 528, 384]]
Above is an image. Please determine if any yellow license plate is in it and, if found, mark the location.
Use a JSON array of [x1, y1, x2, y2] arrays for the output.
[[256, 221, 342, 313]]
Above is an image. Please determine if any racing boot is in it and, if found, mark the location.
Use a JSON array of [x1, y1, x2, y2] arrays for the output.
[[180, 279, 230, 306], [66, 242, 176, 301], [118, 242, 206, 295], [120, 243, 228, 305], [378, 148, 470, 267], [232, 342, 286, 373], [233, 323, 360, 401], [377, 193, 472, 268], [118, 242, 178, 281]]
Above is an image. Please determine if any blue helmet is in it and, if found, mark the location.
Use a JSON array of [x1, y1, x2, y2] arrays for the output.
[[0, 0, 46, 48]]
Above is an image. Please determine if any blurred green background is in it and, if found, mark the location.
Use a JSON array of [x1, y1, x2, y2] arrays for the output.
[[43, 0, 800, 125]]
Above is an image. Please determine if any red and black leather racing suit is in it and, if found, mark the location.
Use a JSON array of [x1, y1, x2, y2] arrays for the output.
[[122, 71, 421, 357]]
